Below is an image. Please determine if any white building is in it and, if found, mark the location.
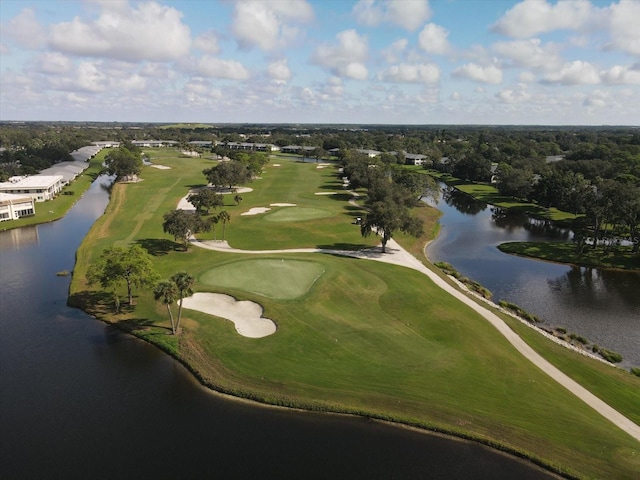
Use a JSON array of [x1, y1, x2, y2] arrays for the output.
[[0, 193, 35, 221], [0, 175, 65, 202]]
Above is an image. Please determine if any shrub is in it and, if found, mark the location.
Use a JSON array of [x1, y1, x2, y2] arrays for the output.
[[592, 345, 623, 363], [630, 367, 640, 378], [555, 327, 567, 334]]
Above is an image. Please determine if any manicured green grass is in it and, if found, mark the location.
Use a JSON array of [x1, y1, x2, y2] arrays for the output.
[[1, 153, 106, 231], [421, 169, 577, 223], [499, 241, 640, 271], [70, 152, 640, 480], [199, 258, 325, 300], [264, 206, 332, 222]]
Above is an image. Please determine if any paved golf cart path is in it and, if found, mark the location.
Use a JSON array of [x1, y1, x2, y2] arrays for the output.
[[191, 236, 640, 443]]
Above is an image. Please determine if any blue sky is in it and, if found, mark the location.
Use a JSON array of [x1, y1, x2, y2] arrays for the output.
[[1, 0, 639, 125]]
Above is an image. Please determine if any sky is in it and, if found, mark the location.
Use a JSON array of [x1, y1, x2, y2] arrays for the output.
[[1, 0, 639, 125]]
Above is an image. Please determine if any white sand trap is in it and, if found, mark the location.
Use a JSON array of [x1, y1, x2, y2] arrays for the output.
[[151, 164, 171, 170], [241, 207, 271, 216], [272, 164, 281, 167], [270, 203, 297, 207], [177, 195, 196, 211], [314, 192, 336, 195], [316, 163, 332, 169], [181, 293, 276, 338]]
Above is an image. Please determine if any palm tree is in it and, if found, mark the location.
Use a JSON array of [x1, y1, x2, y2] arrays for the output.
[[154, 280, 178, 334], [218, 210, 231, 240], [171, 272, 195, 334], [210, 214, 219, 240], [234, 194, 242, 205]]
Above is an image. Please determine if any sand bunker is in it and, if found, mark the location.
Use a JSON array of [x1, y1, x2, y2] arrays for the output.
[[177, 196, 196, 211], [272, 164, 281, 167], [181, 292, 276, 338], [151, 165, 171, 170], [270, 203, 297, 207], [316, 163, 332, 169], [241, 207, 271, 216], [314, 192, 336, 195]]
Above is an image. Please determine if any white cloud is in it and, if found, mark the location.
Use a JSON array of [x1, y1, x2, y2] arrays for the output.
[[377, 63, 440, 83], [492, 38, 562, 71], [381, 39, 408, 64], [496, 87, 531, 104], [452, 63, 503, 84], [607, 0, 640, 56], [232, 0, 313, 51], [353, 0, 431, 32], [75, 62, 108, 93], [600, 65, 640, 85], [312, 29, 369, 80], [449, 92, 461, 101], [194, 31, 221, 54], [37, 52, 73, 74], [491, 0, 596, 38], [187, 56, 250, 80], [4, 8, 47, 49], [418, 23, 450, 55], [518, 71, 536, 83], [49, 1, 191, 61], [267, 58, 292, 83], [543, 60, 600, 85]]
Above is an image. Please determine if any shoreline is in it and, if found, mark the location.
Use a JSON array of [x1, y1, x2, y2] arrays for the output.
[[497, 242, 640, 273], [65, 164, 640, 478], [94, 307, 571, 480]]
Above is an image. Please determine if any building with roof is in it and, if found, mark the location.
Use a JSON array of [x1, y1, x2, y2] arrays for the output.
[[40, 162, 89, 184], [0, 175, 64, 202], [404, 153, 427, 165], [0, 193, 36, 221]]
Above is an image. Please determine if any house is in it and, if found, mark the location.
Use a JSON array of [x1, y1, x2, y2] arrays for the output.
[[188, 141, 213, 147], [0, 193, 36, 221], [70, 145, 102, 162], [92, 141, 120, 148], [404, 153, 427, 165], [131, 140, 178, 148], [0, 175, 64, 201], [356, 149, 381, 158]]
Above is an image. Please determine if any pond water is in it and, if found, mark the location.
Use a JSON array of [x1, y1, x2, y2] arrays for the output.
[[0, 176, 556, 479], [426, 185, 640, 368]]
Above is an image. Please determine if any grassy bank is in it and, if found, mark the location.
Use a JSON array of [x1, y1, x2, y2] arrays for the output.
[[1, 152, 107, 231], [70, 151, 640, 479], [423, 169, 577, 224], [498, 241, 640, 271]]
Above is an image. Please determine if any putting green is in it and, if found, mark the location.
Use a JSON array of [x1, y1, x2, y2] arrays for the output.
[[264, 207, 332, 222], [199, 259, 325, 300]]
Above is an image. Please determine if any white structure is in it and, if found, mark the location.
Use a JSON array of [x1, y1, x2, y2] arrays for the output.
[[0, 193, 35, 221], [404, 153, 427, 165], [0, 175, 64, 202]]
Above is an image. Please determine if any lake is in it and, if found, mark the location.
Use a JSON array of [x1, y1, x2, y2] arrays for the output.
[[426, 185, 640, 368]]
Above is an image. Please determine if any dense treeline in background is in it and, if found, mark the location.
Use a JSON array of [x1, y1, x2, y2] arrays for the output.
[[1, 122, 638, 252]]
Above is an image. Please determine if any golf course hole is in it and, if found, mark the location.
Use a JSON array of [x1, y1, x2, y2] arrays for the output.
[[264, 207, 331, 222], [199, 259, 325, 300]]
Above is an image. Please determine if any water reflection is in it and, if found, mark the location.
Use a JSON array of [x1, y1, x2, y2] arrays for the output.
[[0, 225, 39, 249], [442, 186, 487, 215], [427, 183, 640, 367]]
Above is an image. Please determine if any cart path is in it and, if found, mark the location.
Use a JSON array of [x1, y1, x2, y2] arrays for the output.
[[191, 236, 640, 442]]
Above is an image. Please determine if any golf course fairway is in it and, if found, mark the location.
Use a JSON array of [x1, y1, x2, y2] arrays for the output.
[[69, 152, 640, 480]]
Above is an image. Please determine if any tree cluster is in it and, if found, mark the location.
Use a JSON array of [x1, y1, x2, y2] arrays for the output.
[[87, 244, 159, 311], [104, 145, 143, 180]]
